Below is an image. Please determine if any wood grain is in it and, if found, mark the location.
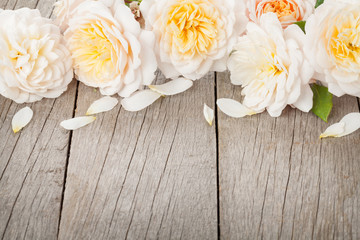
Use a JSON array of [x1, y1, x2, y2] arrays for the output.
[[1, 0, 360, 239], [58, 73, 218, 240], [217, 71, 360, 240], [0, 1, 75, 239], [0, 80, 77, 240]]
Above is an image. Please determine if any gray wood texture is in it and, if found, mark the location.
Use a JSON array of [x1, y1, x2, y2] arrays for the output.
[[0, 1, 359, 239], [0, 1, 73, 240], [58, 73, 218, 240], [217, 71, 360, 240]]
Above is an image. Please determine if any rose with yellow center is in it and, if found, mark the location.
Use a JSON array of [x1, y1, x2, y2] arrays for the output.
[[62, 0, 157, 97], [305, 0, 360, 97], [247, 0, 315, 28], [228, 13, 314, 117], [140, 0, 247, 80]]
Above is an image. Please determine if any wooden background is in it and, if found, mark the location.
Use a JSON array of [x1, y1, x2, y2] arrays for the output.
[[0, 1, 359, 239]]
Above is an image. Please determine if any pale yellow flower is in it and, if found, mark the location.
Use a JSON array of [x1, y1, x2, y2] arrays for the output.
[[54, 0, 125, 32], [140, 0, 247, 80], [228, 13, 314, 117], [305, 0, 360, 97], [63, 0, 157, 97], [0, 8, 73, 103]]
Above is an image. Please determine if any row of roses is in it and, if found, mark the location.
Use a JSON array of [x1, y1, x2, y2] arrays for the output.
[[1, 0, 360, 137]]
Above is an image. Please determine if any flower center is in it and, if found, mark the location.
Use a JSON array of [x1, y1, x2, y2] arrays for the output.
[[328, 11, 360, 70], [69, 21, 117, 83], [247, 49, 287, 98], [257, 0, 301, 23], [166, 0, 218, 57], [8, 36, 51, 82]]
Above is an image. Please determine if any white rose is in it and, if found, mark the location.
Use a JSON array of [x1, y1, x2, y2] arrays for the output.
[[54, 0, 125, 32], [228, 13, 314, 117], [304, 0, 360, 97], [63, 0, 157, 97], [54, 0, 85, 32], [140, 0, 248, 80], [0, 8, 73, 104], [247, 0, 315, 28]]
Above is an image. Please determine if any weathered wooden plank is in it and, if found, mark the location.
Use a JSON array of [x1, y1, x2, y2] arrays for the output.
[[58, 73, 218, 240], [0, 2, 75, 239], [2, 0, 55, 17], [4, 0, 39, 10], [0, 80, 76, 240], [217, 71, 360, 239]]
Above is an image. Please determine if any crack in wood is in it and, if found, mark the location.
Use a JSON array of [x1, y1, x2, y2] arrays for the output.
[[57, 81, 79, 239], [214, 72, 221, 240], [279, 112, 296, 238]]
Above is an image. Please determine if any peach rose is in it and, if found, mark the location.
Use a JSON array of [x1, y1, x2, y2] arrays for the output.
[[247, 0, 315, 28]]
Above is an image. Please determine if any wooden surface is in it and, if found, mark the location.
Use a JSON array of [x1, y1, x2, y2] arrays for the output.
[[217, 72, 360, 240], [0, 1, 359, 240]]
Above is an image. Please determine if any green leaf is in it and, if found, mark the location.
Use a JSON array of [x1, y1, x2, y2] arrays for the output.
[[294, 21, 306, 33], [311, 84, 333, 122], [315, 0, 324, 8]]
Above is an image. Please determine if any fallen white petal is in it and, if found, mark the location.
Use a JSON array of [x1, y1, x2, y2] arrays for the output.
[[216, 98, 257, 118], [320, 112, 360, 139], [149, 77, 193, 96], [12, 107, 33, 133], [204, 103, 214, 126], [121, 90, 162, 112], [86, 96, 118, 115], [320, 122, 345, 139], [338, 112, 360, 137], [60, 116, 96, 130]]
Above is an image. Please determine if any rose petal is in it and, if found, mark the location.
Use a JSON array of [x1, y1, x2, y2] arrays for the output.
[[320, 112, 360, 139], [320, 122, 345, 139], [121, 90, 162, 112], [148, 78, 193, 96], [203, 103, 214, 126], [217, 98, 257, 118], [338, 112, 360, 137], [86, 96, 119, 115], [12, 106, 33, 133], [60, 116, 96, 130]]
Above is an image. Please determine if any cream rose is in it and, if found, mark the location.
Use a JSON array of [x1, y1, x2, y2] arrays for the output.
[[63, 0, 157, 97], [54, 0, 125, 32], [247, 0, 315, 28], [54, 0, 86, 32], [228, 13, 314, 117], [304, 0, 360, 97], [140, 0, 248, 80], [0, 8, 73, 104]]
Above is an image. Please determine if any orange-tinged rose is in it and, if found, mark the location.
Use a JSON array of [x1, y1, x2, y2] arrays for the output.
[[247, 0, 315, 28]]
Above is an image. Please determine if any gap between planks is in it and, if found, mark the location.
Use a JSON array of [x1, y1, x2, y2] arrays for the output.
[[57, 81, 79, 239], [214, 72, 221, 240]]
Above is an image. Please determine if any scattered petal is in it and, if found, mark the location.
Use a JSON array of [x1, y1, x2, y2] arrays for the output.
[[320, 112, 360, 139], [320, 122, 345, 139], [338, 113, 360, 137], [149, 78, 193, 96], [12, 107, 33, 133], [203, 103, 214, 126], [217, 98, 257, 118], [121, 90, 162, 112], [86, 96, 119, 115], [60, 116, 96, 130]]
